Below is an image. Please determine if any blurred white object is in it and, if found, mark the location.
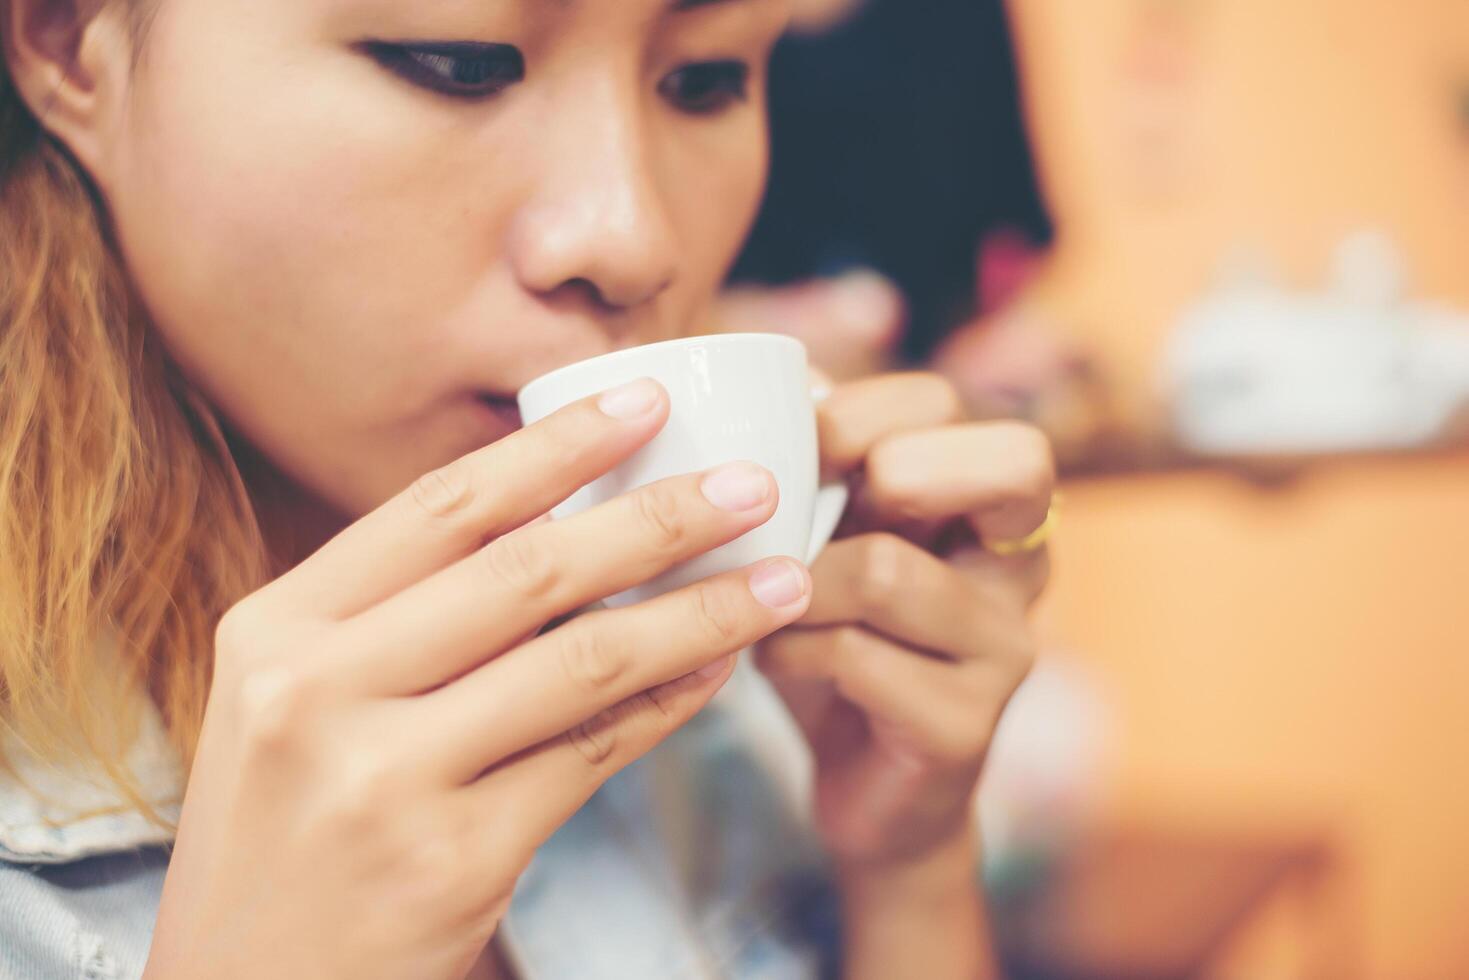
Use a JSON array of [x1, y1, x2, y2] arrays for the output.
[[1165, 231, 1469, 455], [976, 657, 1110, 873], [714, 269, 904, 381]]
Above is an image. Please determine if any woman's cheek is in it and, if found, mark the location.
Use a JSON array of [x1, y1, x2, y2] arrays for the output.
[[670, 118, 770, 283]]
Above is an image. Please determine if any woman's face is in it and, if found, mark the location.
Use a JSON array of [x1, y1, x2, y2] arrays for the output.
[[106, 0, 788, 516]]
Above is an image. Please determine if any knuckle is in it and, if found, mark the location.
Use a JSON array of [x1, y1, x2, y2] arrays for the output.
[[557, 626, 626, 693], [641, 680, 681, 721], [410, 461, 475, 519], [620, 690, 678, 739], [234, 662, 321, 752], [325, 756, 398, 833], [482, 531, 560, 600], [633, 482, 691, 553], [831, 625, 872, 663], [396, 824, 478, 910], [401, 831, 460, 883], [693, 582, 745, 648], [857, 534, 911, 615], [566, 687, 685, 773], [862, 447, 928, 519], [566, 712, 619, 769]]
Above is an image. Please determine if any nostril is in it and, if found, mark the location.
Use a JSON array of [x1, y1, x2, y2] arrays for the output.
[[552, 278, 618, 314], [549, 272, 673, 315]]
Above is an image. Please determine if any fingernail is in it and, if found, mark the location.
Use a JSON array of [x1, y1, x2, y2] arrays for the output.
[[597, 378, 662, 420], [701, 462, 773, 513], [748, 559, 808, 609], [694, 656, 734, 681]]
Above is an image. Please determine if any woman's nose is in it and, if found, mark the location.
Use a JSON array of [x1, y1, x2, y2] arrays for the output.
[[508, 93, 680, 313]]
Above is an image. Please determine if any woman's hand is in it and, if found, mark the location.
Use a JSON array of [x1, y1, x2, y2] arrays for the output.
[[757, 373, 1052, 869], [757, 373, 1050, 978], [145, 380, 813, 980]]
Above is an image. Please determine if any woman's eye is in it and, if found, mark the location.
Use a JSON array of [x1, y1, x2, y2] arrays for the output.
[[660, 61, 751, 116], [364, 42, 525, 99]]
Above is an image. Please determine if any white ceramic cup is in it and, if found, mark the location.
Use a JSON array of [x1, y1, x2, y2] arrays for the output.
[[517, 334, 849, 609]]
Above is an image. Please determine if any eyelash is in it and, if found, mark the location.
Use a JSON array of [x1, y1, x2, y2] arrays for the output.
[[660, 61, 751, 116], [366, 42, 750, 116], [363, 42, 526, 99]]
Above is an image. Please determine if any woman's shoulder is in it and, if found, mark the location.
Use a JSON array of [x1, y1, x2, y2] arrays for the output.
[[0, 692, 181, 865], [0, 847, 168, 980], [0, 688, 178, 978]]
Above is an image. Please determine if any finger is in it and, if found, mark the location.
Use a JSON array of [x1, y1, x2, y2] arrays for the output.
[[858, 421, 1054, 542], [818, 373, 964, 475], [417, 558, 812, 782], [450, 656, 737, 891], [757, 626, 1003, 764], [338, 462, 782, 693], [948, 542, 1053, 610], [275, 379, 671, 618], [800, 533, 1030, 661]]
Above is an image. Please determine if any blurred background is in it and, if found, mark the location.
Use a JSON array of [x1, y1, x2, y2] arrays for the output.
[[718, 0, 1469, 976]]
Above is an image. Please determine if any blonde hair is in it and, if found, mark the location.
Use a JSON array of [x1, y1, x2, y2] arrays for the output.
[[1, 2, 268, 820]]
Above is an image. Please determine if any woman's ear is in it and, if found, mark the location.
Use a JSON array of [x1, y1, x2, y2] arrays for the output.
[[4, 0, 134, 189]]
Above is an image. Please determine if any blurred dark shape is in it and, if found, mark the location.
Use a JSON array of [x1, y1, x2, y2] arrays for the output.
[[732, 0, 1052, 361], [995, 824, 1348, 980], [714, 269, 906, 381]]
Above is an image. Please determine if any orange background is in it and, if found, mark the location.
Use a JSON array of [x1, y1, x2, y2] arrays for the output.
[[1009, 0, 1469, 429], [1038, 455, 1469, 978], [1009, 1, 1469, 976]]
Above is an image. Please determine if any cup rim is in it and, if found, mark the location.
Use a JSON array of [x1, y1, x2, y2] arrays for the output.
[[517, 332, 808, 405]]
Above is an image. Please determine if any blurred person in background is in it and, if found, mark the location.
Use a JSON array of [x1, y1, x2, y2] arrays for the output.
[[0, 1, 1056, 979], [720, 0, 1111, 465], [734, 0, 1052, 361]]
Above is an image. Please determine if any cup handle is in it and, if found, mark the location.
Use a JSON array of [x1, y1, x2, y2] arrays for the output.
[[805, 372, 849, 563], [807, 480, 849, 564]]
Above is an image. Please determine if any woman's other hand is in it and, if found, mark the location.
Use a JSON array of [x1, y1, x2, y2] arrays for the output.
[[760, 373, 1051, 866]]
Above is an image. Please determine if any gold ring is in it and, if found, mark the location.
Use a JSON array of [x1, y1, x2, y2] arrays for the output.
[[984, 495, 1060, 557]]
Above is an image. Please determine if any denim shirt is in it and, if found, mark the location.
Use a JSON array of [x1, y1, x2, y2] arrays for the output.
[[0, 660, 841, 979]]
